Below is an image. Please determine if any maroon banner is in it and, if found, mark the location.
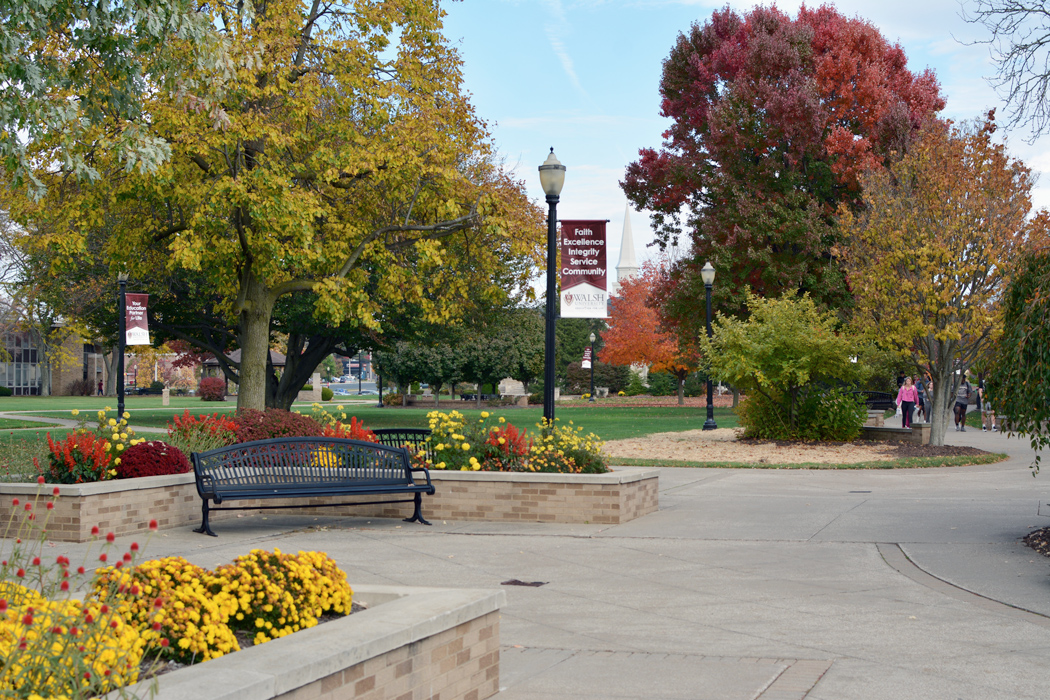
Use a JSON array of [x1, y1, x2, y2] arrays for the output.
[[125, 293, 150, 345], [560, 220, 608, 318], [582, 346, 592, 369]]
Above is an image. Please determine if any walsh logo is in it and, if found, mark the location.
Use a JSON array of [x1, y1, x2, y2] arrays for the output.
[[564, 294, 574, 306]]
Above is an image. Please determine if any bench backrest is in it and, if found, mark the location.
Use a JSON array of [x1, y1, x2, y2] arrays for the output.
[[192, 437, 412, 495], [372, 428, 433, 463]]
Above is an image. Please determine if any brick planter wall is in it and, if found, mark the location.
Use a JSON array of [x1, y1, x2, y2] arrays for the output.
[[0, 468, 659, 542], [119, 585, 504, 700]]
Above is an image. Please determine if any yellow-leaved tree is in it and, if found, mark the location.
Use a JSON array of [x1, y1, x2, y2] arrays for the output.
[[840, 116, 1049, 445], [8, 0, 543, 411]]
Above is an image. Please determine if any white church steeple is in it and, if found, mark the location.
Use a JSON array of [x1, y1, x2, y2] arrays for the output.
[[612, 204, 639, 296]]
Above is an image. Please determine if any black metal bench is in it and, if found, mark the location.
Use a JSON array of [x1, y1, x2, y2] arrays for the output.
[[373, 428, 434, 462], [852, 391, 896, 411], [191, 437, 434, 536]]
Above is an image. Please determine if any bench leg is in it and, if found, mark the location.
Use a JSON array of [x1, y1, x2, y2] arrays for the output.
[[403, 492, 431, 526], [192, 499, 217, 537]]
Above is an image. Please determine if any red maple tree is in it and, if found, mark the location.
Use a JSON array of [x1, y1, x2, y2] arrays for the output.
[[622, 5, 945, 332]]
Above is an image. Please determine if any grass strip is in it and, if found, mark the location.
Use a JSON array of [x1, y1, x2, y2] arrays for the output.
[[611, 453, 1010, 470], [0, 418, 63, 429]]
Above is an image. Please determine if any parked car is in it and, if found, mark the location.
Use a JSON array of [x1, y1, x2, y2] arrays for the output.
[[357, 389, 379, 395]]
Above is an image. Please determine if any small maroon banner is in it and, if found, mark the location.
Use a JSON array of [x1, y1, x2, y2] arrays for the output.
[[582, 346, 592, 370], [560, 220, 607, 318], [125, 293, 150, 346]]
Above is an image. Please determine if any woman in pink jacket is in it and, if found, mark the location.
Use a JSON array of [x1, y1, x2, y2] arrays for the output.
[[896, 376, 919, 429]]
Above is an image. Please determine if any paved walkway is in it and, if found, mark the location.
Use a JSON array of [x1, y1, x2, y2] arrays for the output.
[[8, 411, 1050, 698]]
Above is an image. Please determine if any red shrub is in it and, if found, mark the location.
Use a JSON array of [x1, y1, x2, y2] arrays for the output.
[[322, 416, 377, 442], [198, 377, 226, 401], [233, 409, 324, 443], [115, 441, 191, 479]]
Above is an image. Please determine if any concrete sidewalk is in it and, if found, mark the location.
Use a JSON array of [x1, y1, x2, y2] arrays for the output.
[[11, 415, 1050, 698]]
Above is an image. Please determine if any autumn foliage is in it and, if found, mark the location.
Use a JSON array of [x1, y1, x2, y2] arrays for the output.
[[840, 116, 1050, 445], [622, 5, 945, 333], [600, 261, 697, 403]]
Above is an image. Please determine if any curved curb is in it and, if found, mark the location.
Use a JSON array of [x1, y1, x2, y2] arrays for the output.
[[877, 542, 1050, 629]]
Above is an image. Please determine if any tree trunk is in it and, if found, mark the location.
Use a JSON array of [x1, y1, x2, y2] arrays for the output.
[[732, 387, 739, 408], [475, 381, 482, 409], [236, 275, 277, 413], [103, 348, 117, 396], [926, 337, 959, 447], [677, 376, 685, 406]]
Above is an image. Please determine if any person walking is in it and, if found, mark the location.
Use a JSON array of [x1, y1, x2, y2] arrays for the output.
[[954, 371, 973, 432], [97, 379, 103, 396], [896, 376, 918, 429], [981, 382, 998, 432], [914, 375, 928, 422]]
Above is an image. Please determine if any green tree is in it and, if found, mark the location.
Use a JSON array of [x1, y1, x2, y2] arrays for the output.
[[1, 0, 225, 196], [988, 249, 1050, 471], [700, 293, 865, 437], [10, 0, 543, 412]]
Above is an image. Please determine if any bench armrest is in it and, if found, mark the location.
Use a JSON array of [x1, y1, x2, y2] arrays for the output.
[[409, 466, 433, 488]]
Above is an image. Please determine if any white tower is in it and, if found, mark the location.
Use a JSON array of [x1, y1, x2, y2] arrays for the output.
[[612, 204, 640, 296]]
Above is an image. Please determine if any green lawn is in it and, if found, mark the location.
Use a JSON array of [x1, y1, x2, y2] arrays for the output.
[[0, 417, 63, 429], [0, 428, 75, 482]]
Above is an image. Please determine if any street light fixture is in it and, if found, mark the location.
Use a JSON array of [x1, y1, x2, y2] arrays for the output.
[[539, 148, 566, 424], [588, 332, 596, 403], [117, 272, 128, 420], [701, 261, 717, 431]]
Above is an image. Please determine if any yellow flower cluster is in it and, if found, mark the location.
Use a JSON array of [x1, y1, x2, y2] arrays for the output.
[[0, 583, 145, 696], [95, 549, 352, 663], [71, 407, 145, 478], [528, 418, 607, 474], [94, 556, 237, 665]]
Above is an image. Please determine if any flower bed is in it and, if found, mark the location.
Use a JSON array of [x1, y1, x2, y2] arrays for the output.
[[123, 584, 504, 700], [0, 466, 659, 542]]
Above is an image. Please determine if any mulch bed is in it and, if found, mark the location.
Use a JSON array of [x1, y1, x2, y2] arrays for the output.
[[1023, 528, 1050, 558], [739, 438, 990, 459]]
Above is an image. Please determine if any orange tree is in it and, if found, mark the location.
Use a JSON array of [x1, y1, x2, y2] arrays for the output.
[[599, 261, 697, 405], [8, 0, 543, 412], [840, 116, 1050, 446]]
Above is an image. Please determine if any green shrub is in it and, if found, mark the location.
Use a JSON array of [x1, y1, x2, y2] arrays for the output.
[[624, 373, 647, 396], [150, 380, 165, 392], [321, 387, 333, 401], [0, 386, 12, 396], [383, 392, 403, 406], [647, 372, 677, 396], [410, 381, 421, 394], [737, 387, 866, 441], [528, 391, 543, 405], [683, 372, 708, 397]]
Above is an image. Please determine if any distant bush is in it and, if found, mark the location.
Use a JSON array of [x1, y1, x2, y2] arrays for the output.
[[624, 373, 647, 396], [233, 409, 324, 443], [528, 392, 542, 405], [66, 378, 94, 396], [564, 362, 631, 394], [383, 392, 403, 406], [150, 380, 166, 392], [198, 377, 226, 401], [646, 372, 678, 396], [116, 440, 191, 479], [321, 387, 333, 401], [0, 386, 12, 396]]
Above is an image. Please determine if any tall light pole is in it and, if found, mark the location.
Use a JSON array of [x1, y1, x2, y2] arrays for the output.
[[588, 332, 596, 403], [701, 261, 717, 431], [538, 148, 566, 424], [117, 272, 128, 419], [377, 372, 384, 408], [357, 350, 363, 394]]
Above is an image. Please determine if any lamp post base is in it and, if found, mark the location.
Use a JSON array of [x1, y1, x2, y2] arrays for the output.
[[702, 417, 717, 431]]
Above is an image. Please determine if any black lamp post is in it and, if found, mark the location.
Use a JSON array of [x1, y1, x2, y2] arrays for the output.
[[357, 350, 363, 394], [377, 372, 384, 408], [538, 148, 566, 424], [701, 261, 717, 431], [116, 272, 128, 419], [588, 332, 596, 402]]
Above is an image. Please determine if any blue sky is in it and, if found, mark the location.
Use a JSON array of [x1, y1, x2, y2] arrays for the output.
[[442, 1, 1050, 283]]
